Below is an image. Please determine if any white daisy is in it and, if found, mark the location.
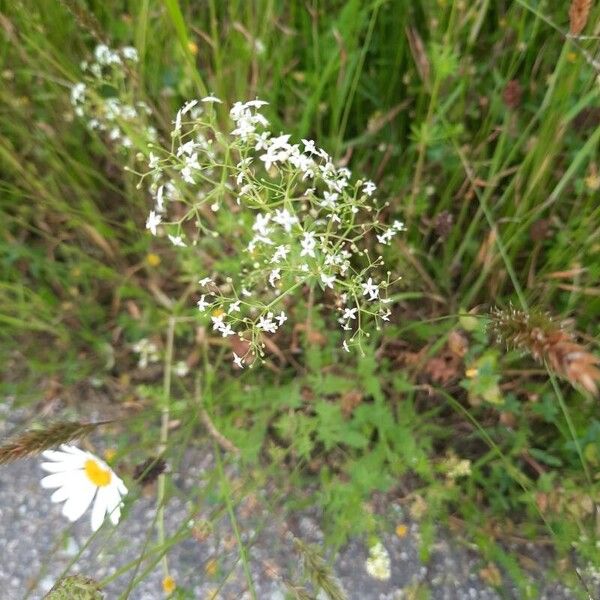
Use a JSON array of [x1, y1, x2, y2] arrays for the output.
[[40, 445, 128, 532]]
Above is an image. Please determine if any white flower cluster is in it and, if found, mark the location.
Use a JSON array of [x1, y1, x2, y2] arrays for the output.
[[139, 96, 403, 366], [70, 44, 156, 150]]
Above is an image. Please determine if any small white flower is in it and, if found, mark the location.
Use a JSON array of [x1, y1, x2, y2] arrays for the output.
[[70, 82, 86, 105], [219, 323, 234, 337], [181, 99, 198, 115], [343, 340, 350, 352], [320, 191, 338, 209], [152, 186, 163, 213], [145, 211, 161, 235], [300, 231, 317, 258], [271, 245, 290, 264], [233, 352, 244, 369], [275, 311, 287, 326], [376, 229, 395, 245], [253, 213, 272, 236], [199, 277, 213, 286], [342, 307, 358, 320], [174, 109, 182, 134], [228, 300, 241, 313], [362, 180, 377, 197], [211, 314, 225, 330], [244, 99, 268, 108], [121, 46, 139, 62], [269, 268, 281, 288], [40, 445, 127, 532], [197, 295, 210, 311], [272, 209, 298, 233], [148, 153, 160, 169], [320, 273, 336, 289], [168, 234, 186, 247], [176, 140, 198, 157], [201, 95, 223, 103], [392, 220, 406, 231], [257, 313, 277, 333], [361, 277, 379, 301], [302, 139, 318, 155]]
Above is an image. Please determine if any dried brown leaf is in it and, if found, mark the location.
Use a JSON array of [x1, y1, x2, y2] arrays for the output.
[[569, 0, 592, 35]]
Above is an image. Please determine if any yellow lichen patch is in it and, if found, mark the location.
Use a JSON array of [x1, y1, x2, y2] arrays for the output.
[[205, 559, 218, 577], [395, 523, 408, 538], [162, 575, 176, 594], [84, 459, 112, 487]]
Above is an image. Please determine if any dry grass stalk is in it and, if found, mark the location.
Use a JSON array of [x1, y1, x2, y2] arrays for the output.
[[489, 307, 600, 395], [0, 420, 110, 465], [569, 0, 593, 35]]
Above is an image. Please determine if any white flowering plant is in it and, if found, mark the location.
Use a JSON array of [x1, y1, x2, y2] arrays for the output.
[[137, 95, 404, 366]]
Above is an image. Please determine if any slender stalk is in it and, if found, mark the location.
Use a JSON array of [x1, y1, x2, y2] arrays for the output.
[[548, 369, 591, 485], [156, 316, 176, 582]]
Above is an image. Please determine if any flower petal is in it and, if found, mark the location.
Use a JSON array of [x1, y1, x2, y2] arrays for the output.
[[50, 484, 77, 504], [115, 476, 128, 497], [40, 460, 80, 473], [105, 485, 124, 525], [41, 471, 74, 489], [90, 486, 108, 532], [61, 481, 96, 522], [42, 449, 70, 461]]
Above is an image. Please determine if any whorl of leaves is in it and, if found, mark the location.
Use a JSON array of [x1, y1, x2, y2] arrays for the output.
[[292, 535, 347, 600], [488, 307, 600, 395], [569, 0, 592, 35], [44, 575, 103, 599], [0, 421, 109, 465]]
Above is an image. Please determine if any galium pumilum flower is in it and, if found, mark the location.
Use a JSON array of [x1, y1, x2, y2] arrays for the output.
[[138, 97, 404, 367], [40, 444, 127, 531]]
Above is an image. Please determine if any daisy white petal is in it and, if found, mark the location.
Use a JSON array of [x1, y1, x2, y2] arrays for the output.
[[62, 479, 96, 522], [41, 471, 73, 489], [91, 486, 109, 532]]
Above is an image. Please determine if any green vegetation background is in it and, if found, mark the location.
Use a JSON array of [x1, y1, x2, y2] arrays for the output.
[[1, 0, 599, 596]]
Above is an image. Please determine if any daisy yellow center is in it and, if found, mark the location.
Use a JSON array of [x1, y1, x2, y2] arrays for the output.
[[84, 459, 112, 487]]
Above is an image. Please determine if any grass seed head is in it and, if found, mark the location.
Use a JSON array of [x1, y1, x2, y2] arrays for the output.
[[489, 307, 600, 395]]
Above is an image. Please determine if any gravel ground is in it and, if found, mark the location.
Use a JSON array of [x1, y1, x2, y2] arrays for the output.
[[0, 405, 592, 600]]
